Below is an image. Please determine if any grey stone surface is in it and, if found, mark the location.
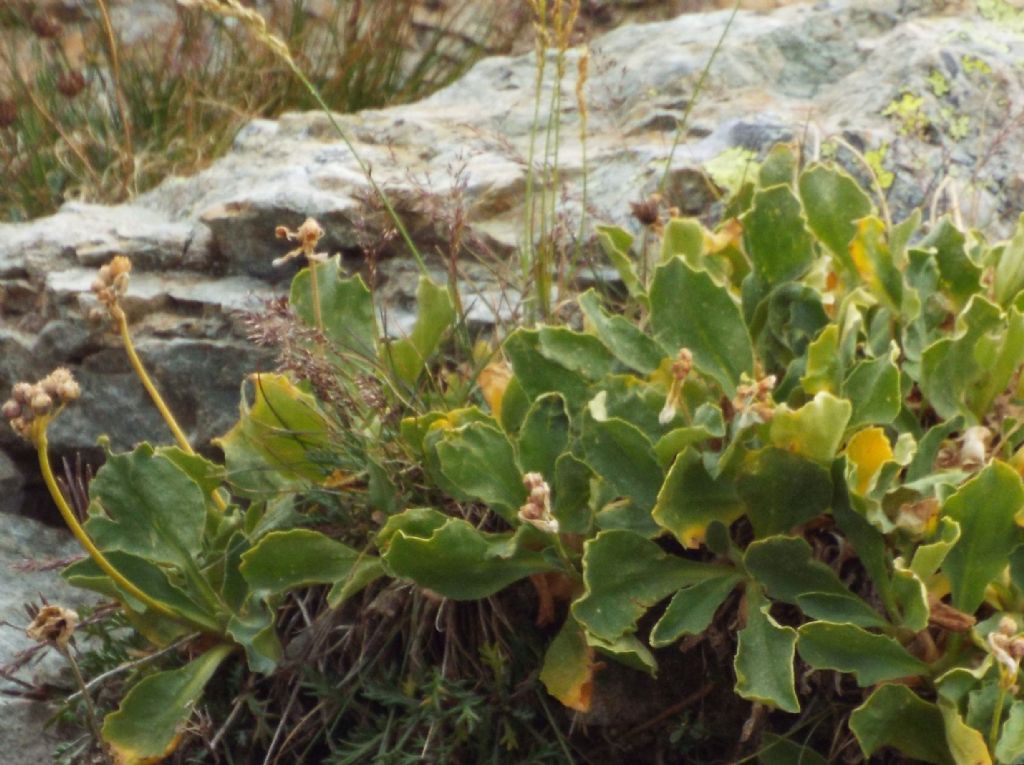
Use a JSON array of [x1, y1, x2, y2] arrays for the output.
[[2, 0, 1023, 502], [0, 513, 91, 763]]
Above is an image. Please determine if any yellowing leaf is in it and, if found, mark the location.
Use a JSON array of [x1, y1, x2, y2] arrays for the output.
[[477, 361, 511, 420], [540, 619, 596, 712], [769, 392, 852, 463], [846, 427, 893, 495]]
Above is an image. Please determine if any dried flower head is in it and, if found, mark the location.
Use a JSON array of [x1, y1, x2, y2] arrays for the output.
[[91, 255, 132, 319], [4, 368, 81, 440], [518, 472, 559, 534], [274, 217, 327, 266], [732, 373, 777, 425], [630, 194, 662, 227], [26, 605, 79, 650], [56, 70, 86, 99], [660, 348, 694, 425], [959, 425, 992, 470], [0, 99, 17, 129], [30, 13, 62, 39]]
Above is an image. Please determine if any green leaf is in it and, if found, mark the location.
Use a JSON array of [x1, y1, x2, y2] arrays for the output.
[[942, 461, 1024, 613], [920, 297, 1024, 422], [891, 564, 930, 632], [742, 185, 815, 286], [769, 392, 852, 463], [226, 600, 282, 675], [436, 421, 526, 521], [738, 448, 833, 538], [540, 618, 595, 712], [578, 290, 664, 374], [850, 684, 952, 765], [240, 529, 382, 607], [585, 631, 658, 675], [650, 574, 740, 647], [572, 529, 723, 641], [940, 700, 993, 765], [649, 256, 753, 395], [552, 454, 593, 535], [504, 329, 591, 408], [215, 373, 333, 495], [537, 327, 617, 380], [382, 518, 554, 600], [290, 256, 377, 356], [653, 448, 744, 549], [596, 224, 645, 303], [103, 643, 233, 765], [734, 587, 799, 713], [798, 164, 873, 274], [155, 447, 225, 498], [759, 144, 797, 188], [63, 551, 220, 634], [801, 324, 841, 395], [388, 276, 454, 384], [758, 735, 830, 765], [843, 347, 902, 428], [923, 217, 982, 308], [797, 622, 928, 685], [87, 444, 206, 571], [660, 217, 704, 264], [911, 517, 961, 580], [996, 701, 1024, 765], [516, 394, 570, 480], [849, 216, 904, 312], [581, 413, 662, 511], [995, 213, 1024, 307], [744, 536, 886, 627], [653, 404, 726, 466]]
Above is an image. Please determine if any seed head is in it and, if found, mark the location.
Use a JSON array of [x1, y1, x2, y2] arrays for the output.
[[0, 99, 16, 129], [274, 217, 327, 266], [2, 399, 20, 419], [56, 70, 86, 99], [518, 472, 559, 534], [30, 392, 53, 416], [92, 256, 132, 318], [29, 14, 62, 39], [26, 605, 78, 650], [630, 194, 662, 227]]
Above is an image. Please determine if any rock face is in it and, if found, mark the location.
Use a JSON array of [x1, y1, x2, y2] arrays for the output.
[[0, 513, 92, 763], [2, 0, 1024, 515]]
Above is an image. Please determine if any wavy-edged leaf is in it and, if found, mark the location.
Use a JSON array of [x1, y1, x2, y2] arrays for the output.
[[517, 393, 570, 479], [504, 329, 591, 408], [382, 517, 555, 600], [103, 643, 233, 765], [769, 392, 851, 464], [540, 617, 595, 712], [650, 574, 741, 647], [240, 529, 382, 608], [582, 412, 662, 511], [738, 448, 833, 538], [388, 276, 454, 384], [734, 587, 799, 713], [649, 256, 753, 396], [291, 255, 377, 356], [843, 349, 901, 428], [943, 461, 1024, 613], [850, 684, 951, 765], [572, 529, 723, 641], [436, 421, 526, 521], [742, 185, 815, 286], [215, 373, 333, 495], [744, 536, 885, 628], [578, 289, 663, 374], [798, 164, 872, 274], [653, 448, 744, 548], [87, 444, 206, 571], [797, 622, 927, 685]]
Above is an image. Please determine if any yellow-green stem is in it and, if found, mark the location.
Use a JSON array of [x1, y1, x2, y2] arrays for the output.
[[35, 422, 191, 626], [991, 680, 1008, 753], [308, 260, 324, 332], [116, 309, 229, 512]]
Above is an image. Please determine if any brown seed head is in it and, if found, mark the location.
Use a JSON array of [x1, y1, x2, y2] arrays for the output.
[[56, 70, 86, 99], [0, 99, 16, 129], [30, 14, 62, 39], [11, 382, 32, 404], [30, 392, 53, 416], [1, 399, 20, 419], [630, 194, 661, 227]]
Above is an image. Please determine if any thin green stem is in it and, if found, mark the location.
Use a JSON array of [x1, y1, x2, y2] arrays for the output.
[[308, 259, 324, 332], [658, 0, 740, 195], [991, 680, 1008, 753], [35, 421, 209, 630], [60, 646, 103, 746]]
